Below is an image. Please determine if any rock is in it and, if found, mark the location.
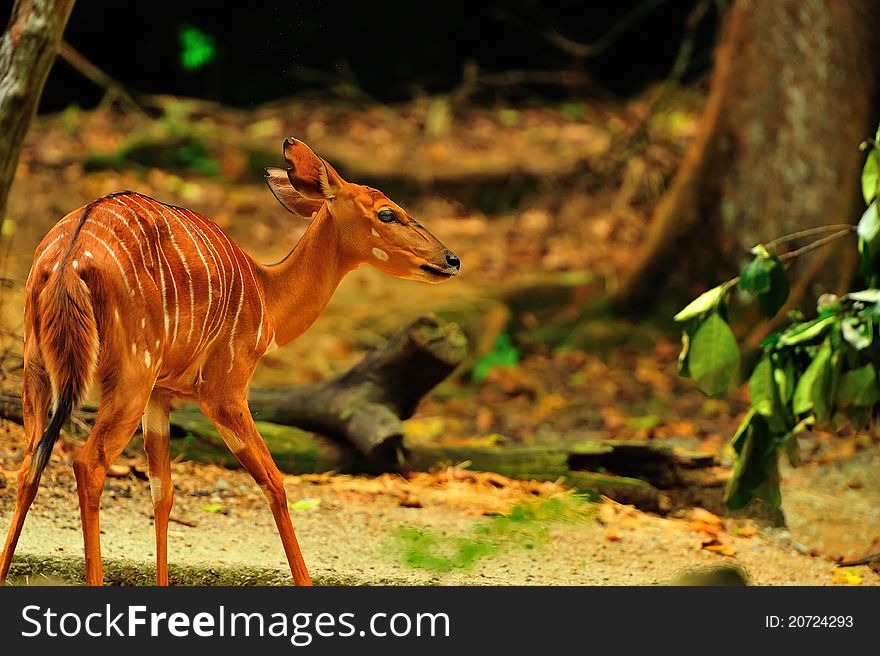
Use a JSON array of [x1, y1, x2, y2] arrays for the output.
[[398, 495, 422, 508], [214, 478, 231, 492], [668, 565, 749, 586], [107, 464, 131, 478]]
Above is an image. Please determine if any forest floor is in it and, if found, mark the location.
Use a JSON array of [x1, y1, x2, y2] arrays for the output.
[[2, 427, 879, 586], [1, 95, 879, 585]]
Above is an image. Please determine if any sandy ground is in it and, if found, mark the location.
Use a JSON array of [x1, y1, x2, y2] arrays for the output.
[[2, 429, 879, 587]]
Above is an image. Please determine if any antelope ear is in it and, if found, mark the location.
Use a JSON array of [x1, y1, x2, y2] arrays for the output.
[[264, 167, 324, 218], [282, 137, 344, 200]]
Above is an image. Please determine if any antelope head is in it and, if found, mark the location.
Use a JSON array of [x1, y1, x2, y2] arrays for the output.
[[264, 138, 461, 283]]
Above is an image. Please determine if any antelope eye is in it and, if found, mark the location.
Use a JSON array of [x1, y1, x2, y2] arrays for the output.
[[377, 209, 397, 223]]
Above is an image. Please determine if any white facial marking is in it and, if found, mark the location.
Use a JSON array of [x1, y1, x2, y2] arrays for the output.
[[371, 228, 380, 238], [84, 250, 93, 258], [72, 260, 78, 270], [372, 247, 389, 262]]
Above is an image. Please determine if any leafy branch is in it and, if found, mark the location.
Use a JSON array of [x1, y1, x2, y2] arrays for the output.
[[674, 124, 880, 510]]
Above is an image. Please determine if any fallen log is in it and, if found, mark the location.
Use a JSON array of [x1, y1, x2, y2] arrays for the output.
[[244, 315, 467, 468]]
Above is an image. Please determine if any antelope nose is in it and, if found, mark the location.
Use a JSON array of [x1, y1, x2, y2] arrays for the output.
[[444, 251, 461, 270]]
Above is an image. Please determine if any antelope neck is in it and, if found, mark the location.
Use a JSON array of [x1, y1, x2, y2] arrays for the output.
[[257, 204, 356, 346]]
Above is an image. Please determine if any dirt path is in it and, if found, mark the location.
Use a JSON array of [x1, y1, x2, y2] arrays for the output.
[[3, 429, 877, 586]]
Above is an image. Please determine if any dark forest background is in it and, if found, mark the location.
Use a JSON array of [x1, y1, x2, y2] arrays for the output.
[[14, 1, 719, 110]]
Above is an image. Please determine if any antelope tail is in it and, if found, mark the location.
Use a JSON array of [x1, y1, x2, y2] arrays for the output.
[[27, 245, 99, 483]]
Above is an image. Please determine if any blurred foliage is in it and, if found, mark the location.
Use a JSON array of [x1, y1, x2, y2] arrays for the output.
[[675, 125, 880, 510], [178, 26, 217, 71], [472, 333, 520, 382]]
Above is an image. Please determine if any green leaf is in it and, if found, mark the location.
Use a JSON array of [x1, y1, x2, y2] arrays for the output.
[[674, 284, 727, 322], [688, 313, 740, 396], [757, 257, 790, 318], [739, 254, 772, 296], [774, 353, 795, 405], [738, 252, 790, 318], [678, 326, 694, 378], [837, 363, 879, 408], [841, 317, 872, 350], [723, 413, 782, 510], [201, 504, 224, 513], [847, 289, 880, 303], [777, 316, 835, 347], [781, 416, 813, 467], [858, 201, 880, 244], [748, 356, 775, 415], [863, 148, 880, 205], [730, 407, 757, 453], [792, 342, 831, 415]]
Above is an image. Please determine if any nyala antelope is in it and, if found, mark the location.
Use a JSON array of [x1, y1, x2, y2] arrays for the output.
[[0, 138, 460, 586]]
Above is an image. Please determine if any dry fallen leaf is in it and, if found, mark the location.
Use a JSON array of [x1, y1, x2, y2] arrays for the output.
[[831, 568, 863, 586], [689, 520, 723, 536], [605, 527, 623, 542], [703, 542, 736, 557], [690, 508, 723, 525]]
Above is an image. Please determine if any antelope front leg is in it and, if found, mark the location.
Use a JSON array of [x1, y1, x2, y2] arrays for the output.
[[200, 397, 313, 586], [143, 389, 173, 586]]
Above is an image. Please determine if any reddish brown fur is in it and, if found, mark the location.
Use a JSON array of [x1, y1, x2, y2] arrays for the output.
[[0, 138, 460, 586]]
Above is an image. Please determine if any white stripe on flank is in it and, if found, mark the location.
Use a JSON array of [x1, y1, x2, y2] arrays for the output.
[[154, 220, 178, 342], [80, 229, 135, 297], [33, 234, 64, 270], [126, 200, 170, 339], [157, 210, 191, 345], [242, 256, 265, 349], [167, 207, 213, 350], [197, 215, 234, 347], [103, 206, 152, 273], [185, 212, 230, 349], [223, 238, 246, 371], [112, 197, 155, 268], [153, 236, 169, 337], [85, 217, 147, 304]]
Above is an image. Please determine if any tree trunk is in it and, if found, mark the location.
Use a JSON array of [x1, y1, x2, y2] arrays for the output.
[[612, 0, 879, 311], [0, 0, 76, 219]]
